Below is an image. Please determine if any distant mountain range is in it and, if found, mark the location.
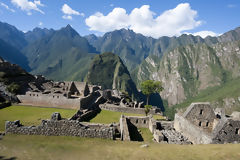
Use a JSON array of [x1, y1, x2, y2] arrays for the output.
[[0, 21, 240, 116]]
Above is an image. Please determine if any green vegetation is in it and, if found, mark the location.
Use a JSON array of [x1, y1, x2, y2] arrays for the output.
[[22, 25, 97, 81], [144, 105, 152, 116], [90, 109, 164, 124], [87, 52, 140, 99], [0, 105, 76, 131], [164, 77, 240, 120], [1, 134, 240, 160], [6, 82, 20, 94], [141, 80, 163, 105], [139, 128, 153, 143]]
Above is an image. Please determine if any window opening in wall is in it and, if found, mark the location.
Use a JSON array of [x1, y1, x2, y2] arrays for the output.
[[200, 109, 203, 115], [136, 119, 138, 124], [37, 94, 38, 97], [235, 128, 240, 135], [143, 120, 146, 124], [199, 121, 202, 126], [30, 94, 31, 96], [53, 96, 54, 98], [57, 96, 59, 98], [206, 121, 209, 127]]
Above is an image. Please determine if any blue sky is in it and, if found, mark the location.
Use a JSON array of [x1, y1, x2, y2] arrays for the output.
[[0, 0, 239, 38]]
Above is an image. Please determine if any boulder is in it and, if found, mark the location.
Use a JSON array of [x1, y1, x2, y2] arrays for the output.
[[51, 112, 62, 121]]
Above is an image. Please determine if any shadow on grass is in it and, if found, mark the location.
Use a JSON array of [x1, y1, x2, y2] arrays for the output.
[[0, 156, 17, 160]]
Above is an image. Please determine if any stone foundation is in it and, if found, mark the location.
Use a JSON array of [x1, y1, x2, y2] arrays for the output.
[[100, 103, 161, 115]]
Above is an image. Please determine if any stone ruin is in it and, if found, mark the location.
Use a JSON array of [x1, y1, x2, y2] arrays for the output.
[[5, 112, 115, 140], [119, 115, 191, 144], [4, 102, 240, 144], [174, 102, 240, 144], [16, 77, 162, 115], [99, 89, 161, 115]]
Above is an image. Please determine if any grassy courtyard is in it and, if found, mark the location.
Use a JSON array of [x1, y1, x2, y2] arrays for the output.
[[90, 109, 165, 124], [0, 105, 77, 131]]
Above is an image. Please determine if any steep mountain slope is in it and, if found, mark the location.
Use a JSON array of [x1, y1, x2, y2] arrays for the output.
[[218, 27, 240, 43], [0, 21, 27, 50], [165, 77, 240, 120], [86, 52, 140, 99], [24, 27, 55, 43], [135, 41, 240, 106], [0, 39, 30, 71], [86, 29, 215, 72], [0, 56, 35, 102], [22, 25, 97, 81], [86, 29, 155, 71]]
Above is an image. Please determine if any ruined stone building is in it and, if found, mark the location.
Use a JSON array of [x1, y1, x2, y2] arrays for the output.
[[174, 102, 240, 144], [17, 81, 91, 109]]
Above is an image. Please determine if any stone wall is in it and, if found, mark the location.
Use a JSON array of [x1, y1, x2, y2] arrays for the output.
[[80, 91, 101, 109], [212, 119, 240, 144], [17, 92, 80, 109], [5, 114, 115, 140], [100, 103, 161, 115], [174, 114, 212, 144], [183, 102, 215, 133], [126, 116, 150, 128], [119, 115, 131, 141]]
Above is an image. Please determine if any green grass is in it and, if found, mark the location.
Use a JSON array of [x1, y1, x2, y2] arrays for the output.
[[139, 128, 153, 143], [0, 105, 77, 131], [1, 134, 240, 160], [90, 109, 164, 124]]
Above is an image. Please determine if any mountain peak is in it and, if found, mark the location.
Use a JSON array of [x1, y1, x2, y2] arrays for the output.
[[66, 24, 72, 29]]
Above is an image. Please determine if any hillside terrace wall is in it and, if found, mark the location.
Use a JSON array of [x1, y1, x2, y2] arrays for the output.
[[5, 118, 115, 140], [17, 92, 80, 109], [100, 103, 161, 115]]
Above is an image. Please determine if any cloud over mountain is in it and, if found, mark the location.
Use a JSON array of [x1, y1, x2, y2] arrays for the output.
[[85, 3, 202, 38], [62, 4, 84, 20], [11, 0, 44, 15]]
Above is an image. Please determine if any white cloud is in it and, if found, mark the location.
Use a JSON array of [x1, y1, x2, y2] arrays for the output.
[[11, 0, 44, 15], [86, 8, 129, 32], [61, 4, 84, 20], [62, 15, 72, 20], [0, 2, 15, 12], [193, 31, 220, 38], [85, 3, 202, 38], [38, 21, 43, 26]]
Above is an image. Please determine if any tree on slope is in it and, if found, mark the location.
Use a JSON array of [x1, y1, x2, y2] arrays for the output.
[[140, 80, 163, 105]]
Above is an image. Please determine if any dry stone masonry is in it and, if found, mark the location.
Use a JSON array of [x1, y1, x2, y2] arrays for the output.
[[5, 112, 115, 140], [174, 102, 240, 144]]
